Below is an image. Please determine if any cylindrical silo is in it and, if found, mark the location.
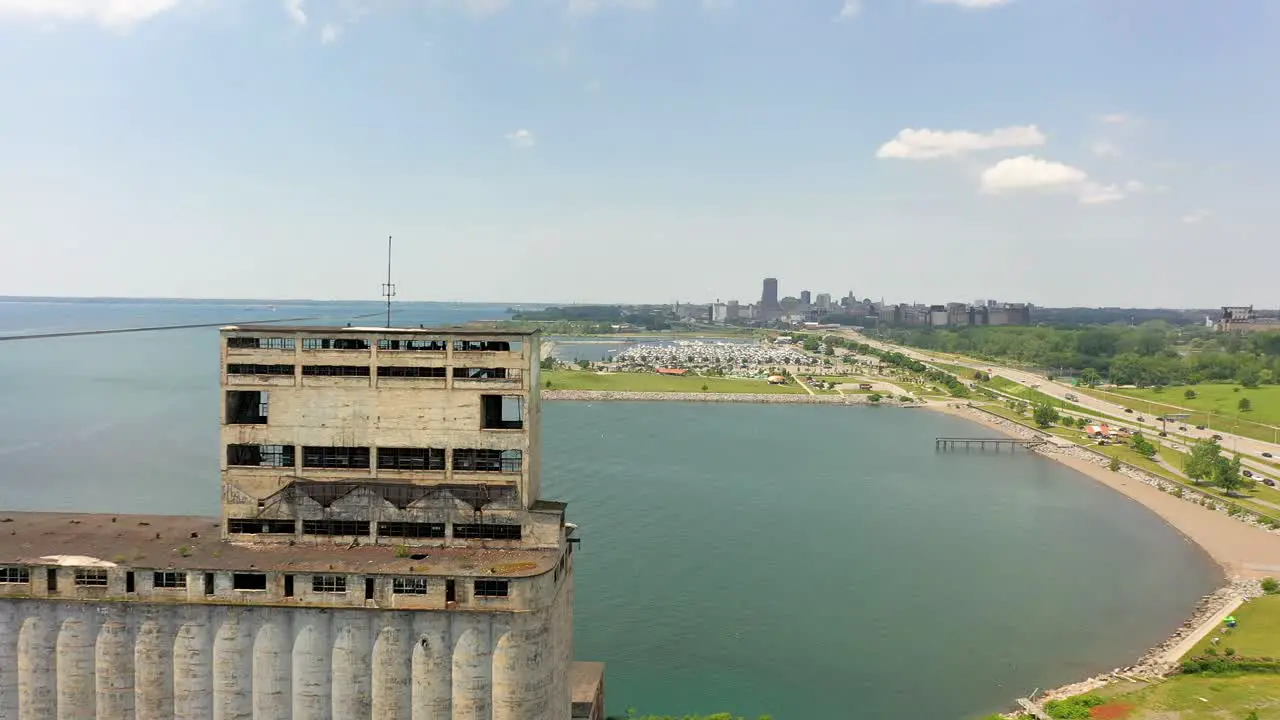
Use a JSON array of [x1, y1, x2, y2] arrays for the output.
[[490, 628, 525, 720], [450, 620, 491, 720], [371, 617, 410, 720], [253, 614, 291, 720], [330, 613, 371, 720], [173, 608, 213, 720], [95, 619, 135, 720], [213, 611, 253, 720], [134, 617, 173, 720], [291, 610, 331, 720], [409, 614, 450, 720], [0, 602, 19, 720], [57, 611, 98, 720], [17, 608, 56, 720]]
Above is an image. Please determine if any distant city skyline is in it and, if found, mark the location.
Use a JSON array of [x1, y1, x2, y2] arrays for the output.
[[1, 1, 1276, 306]]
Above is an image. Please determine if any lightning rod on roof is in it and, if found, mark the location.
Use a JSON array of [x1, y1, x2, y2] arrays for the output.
[[381, 235, 396, 328]]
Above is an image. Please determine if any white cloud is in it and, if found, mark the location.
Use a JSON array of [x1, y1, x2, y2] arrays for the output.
[[838, 0, 861, 20], [1089, 140, 1121, 158], [981, 155, 1087, 194], [1183, 209, 1210, 224], [284, 0, 307, 25], [0, 0, 180, 28], [320, 22, 341, 43], [1079, 183, 1126, 205], [505, 129, 536, 149], [926, 0, 1014, 7], [876, 125, 1046, 160]]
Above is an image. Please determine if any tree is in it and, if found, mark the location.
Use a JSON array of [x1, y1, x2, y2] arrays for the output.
[[1132, 432, 1157, 459], [1109, 456, 1121, 472], [1033, 402, 1060, 428], [1185, 388, 1197, 400], [1080, 368, 1101, 387], [1239, 397, 1253, 413], [700, 383, 709, 392], [1214, 454, 1244, 495], [868, 393, 882, 403], [1076, 417, 1089, 429], [1185, 439, 1223, 484]]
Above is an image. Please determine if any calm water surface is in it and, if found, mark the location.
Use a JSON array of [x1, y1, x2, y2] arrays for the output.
[[0, 300, 1221, 719]]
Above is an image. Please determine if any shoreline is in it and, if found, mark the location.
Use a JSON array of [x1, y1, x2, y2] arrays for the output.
[[541, 389, 915, 405]]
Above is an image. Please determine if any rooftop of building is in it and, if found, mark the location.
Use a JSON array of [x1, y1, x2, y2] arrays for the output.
[[570, 661, 606, 702], [221, 324, 539, 337], [0, 512, 558, 578]]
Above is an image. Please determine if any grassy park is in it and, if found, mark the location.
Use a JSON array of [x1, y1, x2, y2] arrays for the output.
[[1104, 384, 1280, 432], [540, 370, 805, 394]]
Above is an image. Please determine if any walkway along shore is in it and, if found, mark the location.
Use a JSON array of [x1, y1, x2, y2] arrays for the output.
[[541, 389, 905, 405]]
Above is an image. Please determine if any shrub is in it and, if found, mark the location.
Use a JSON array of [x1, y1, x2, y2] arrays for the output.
[[394, 545, 412, 558], [1225, 647, 1237, 656], [1109, 456, 1121, 472], [1043, 694, 1104, 719], [1172, 487, 1184, 498], [1262, 577, 1279, 594]]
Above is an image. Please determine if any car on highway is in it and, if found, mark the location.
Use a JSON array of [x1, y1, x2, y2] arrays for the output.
[[1137, 416, 1145, 422], [1065, 393, 1079, 401], [1179, 426, 1188, 431], [1267, 479, 1277, 487], [1244, 470, 1254, 478], [1196, 425, 1206, 430], [1213, 434, 1223, 441], [1124, 408, 1134, 414], [1265, 452, 1275, 458], [1159, 431, 1168, 437]]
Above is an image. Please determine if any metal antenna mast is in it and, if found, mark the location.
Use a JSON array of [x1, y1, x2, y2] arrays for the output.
[[381, 235, 396, 328]]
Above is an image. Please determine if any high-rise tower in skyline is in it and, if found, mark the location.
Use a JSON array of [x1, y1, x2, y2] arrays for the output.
[[760, 277, 781, 319]]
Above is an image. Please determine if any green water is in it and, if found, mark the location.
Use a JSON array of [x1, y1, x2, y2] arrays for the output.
[[543, 402, 1220, 719]]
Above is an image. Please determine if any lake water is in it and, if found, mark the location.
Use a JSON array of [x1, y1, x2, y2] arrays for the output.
[[0, 300, 1222, 719]]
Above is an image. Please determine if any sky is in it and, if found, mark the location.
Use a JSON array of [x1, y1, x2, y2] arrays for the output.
[[0, 0, 1277, 308]]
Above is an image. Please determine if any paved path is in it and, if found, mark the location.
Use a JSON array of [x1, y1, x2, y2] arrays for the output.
[[1157, 595, 1245, 663]]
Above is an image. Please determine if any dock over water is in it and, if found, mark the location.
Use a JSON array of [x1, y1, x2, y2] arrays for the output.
[[935, 437, 1047, 451]]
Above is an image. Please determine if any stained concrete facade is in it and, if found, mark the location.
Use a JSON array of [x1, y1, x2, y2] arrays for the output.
[[0, 324, 602, 720]]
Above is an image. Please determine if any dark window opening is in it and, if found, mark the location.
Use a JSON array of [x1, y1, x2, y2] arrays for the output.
[[445, 579, 456, 603], [364, 578, 375, 600], [46, 568, 57, 593], [312, 575, 346, 593], [153, 572, 186, 589], [481, 395, 524, 430], [302, 519, 369, 536], [453, 449, 522, 474], [301, 365, 370, 377], [74, 569, 108, 587], [377, 365, 446, 378], [453, 367, 511, 380], [204, 573, 215, 595], [227, 518, 296, 534], [232, 573, 267, 591], [377, 521, 445, 539], [453, 523, 522, 541], [454, 340, 520, 352], [302, 338, 369, 351], [226, 444, 295, 468], [379, 339, 446, 351], [393, 577, 428, 595], [283, 575, 294, 597], [0, 567, 29, 583], [377, 448, 445, 471], [225, 390, 269, 424], [227, 337, 295, 350], [302, 446, 371, 469], [125, 571, 135, 593], [474, 579, 509, 598], [226, 364, 295, 376]]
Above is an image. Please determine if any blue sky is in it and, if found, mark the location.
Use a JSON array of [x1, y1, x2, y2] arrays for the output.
[[1, 0, 1277, 307]]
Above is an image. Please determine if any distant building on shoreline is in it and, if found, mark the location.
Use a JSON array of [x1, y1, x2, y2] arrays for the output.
[[1218, 306, 1280, 332]]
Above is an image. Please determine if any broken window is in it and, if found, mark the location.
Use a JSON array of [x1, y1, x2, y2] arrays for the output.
[[377, 521, 445, 539], [226, 444, 295, 468], [452, 449, 522, 473], [392, 577, 428, 595], [153, 572, 186, 589], [227, 519, 296, 534], [453, 367, 511, 380], [453, 340, 521, 352], [0, 567, 29, 583], [302, 338, 369, 351], [225, 390, 269, 424], [226, 364, 295, 376], [74, 569, 108, 587], [453, 523, 522, 541], [301, 365, 370, 377], [473, 579, 509, 598], [311, 575, 347, 593], [232, 573, 267, 591], [481, 395, 524, 430], [302, 446, 371, 469], [377, 366, 446, 378], [377, 447, 445, 471], [227, 337, 295, 350], [379, 339, 446, 351], [302, 520, 369, 536]]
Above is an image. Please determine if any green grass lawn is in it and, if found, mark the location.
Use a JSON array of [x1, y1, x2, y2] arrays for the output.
[[541, 370, 804, 394], [1089, 673, 1280, 719], [1079, 385, 1280, 446], [1186, 595, 1280, 659]]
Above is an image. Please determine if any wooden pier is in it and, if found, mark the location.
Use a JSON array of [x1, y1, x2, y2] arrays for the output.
[[935, 437, 1046, 452]]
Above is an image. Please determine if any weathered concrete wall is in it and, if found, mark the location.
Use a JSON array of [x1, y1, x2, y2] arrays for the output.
[[0, 593, 569, 720]]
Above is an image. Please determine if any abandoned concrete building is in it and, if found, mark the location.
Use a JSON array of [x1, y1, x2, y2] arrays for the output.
[[0, 325, 604, 720]]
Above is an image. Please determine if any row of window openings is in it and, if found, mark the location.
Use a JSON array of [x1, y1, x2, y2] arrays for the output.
[[228, 338, 521, 353], [226, 519, 523, 541], [225, 391, 523, 430], [0, 568, 506, 598], [227, 365, 518, 380], [227, 445, 523, 472]]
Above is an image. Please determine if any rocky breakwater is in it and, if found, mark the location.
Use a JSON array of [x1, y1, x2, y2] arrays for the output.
[[541, 390, 889, 404]]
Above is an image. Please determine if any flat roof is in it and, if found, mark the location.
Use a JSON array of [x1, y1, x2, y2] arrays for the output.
[[0, 512, 557, 578], [570, 661, 606, 701], [221, 325, 539, 337]]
